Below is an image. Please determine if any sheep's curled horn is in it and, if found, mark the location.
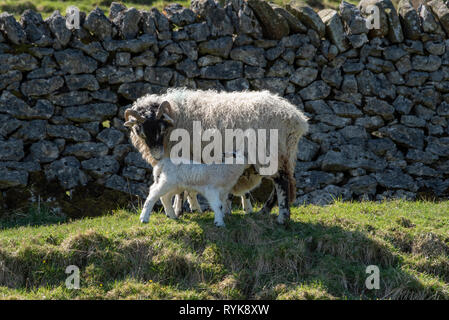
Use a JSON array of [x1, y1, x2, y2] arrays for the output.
[[124, 109, 145, 127], [156, 101, 172, 119], [156, 101, 175, 126], [124, 109, 145, 122]]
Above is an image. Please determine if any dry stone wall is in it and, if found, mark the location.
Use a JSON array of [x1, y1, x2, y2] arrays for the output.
[[1, 0, 449, 211]]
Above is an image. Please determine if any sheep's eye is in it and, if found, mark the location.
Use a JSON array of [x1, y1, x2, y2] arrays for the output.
[[134, 126, 145, 138]]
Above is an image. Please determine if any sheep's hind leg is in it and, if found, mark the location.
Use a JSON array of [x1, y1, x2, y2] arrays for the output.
[[257, 186, 277, 215], [273, 172, 290, 225]]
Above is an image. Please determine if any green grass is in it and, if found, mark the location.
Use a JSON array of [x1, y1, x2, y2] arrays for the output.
[[0, 200, 448, 299], [0, 0, 408, 20], [0, 0, 361, 19], [0, 0, 190, 18]]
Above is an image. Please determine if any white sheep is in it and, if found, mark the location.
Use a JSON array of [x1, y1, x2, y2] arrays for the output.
[[139, 154, 249, 227], [173, 165, 262, 216], [125, 88, 308, 225]]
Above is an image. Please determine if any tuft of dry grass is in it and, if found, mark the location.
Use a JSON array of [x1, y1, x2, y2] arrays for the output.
[[397, 217, 416, 229], [412, 233, 449, 258]]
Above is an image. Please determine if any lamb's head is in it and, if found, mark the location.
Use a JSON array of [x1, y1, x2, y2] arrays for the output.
[[124, 101, 174, 160]]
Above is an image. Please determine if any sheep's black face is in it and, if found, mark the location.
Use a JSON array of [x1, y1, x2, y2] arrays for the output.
[[125, 102, 174, 160], [140, 118, 172, 160]]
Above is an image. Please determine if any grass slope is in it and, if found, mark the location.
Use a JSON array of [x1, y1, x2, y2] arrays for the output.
[[0, 200, 448, 300], [0, 0, 360, 19]]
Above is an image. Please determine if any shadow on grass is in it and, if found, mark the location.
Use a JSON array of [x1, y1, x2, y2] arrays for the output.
[[0, 205, 67, 230], [182, 211, 447, 299]]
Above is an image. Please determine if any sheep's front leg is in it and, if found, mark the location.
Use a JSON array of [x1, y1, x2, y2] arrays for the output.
[[241, 193, 253, 214], [140, 183, 170, 223], [274, 172, 290, 225]]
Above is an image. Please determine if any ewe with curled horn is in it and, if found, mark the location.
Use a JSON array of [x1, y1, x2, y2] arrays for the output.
[[126, 89, 309, 226]]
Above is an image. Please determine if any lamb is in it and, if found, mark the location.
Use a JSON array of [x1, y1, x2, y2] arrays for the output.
[[139, 154, 250, 227], [125, 88, 308, 225], [173, 165, 262, 216]]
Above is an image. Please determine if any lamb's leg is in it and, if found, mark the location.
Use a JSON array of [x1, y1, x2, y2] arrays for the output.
[[187, 192, 203, 213], [241, 193, 253, 214], [221, 194, 231, 216], [204, 191, 226, 227], [161, 193, 177, 219], [225, 194, 233, 216], [174, 193, 184, 217], [273, 172, 290, 225], [140, 183, 171, 223]]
